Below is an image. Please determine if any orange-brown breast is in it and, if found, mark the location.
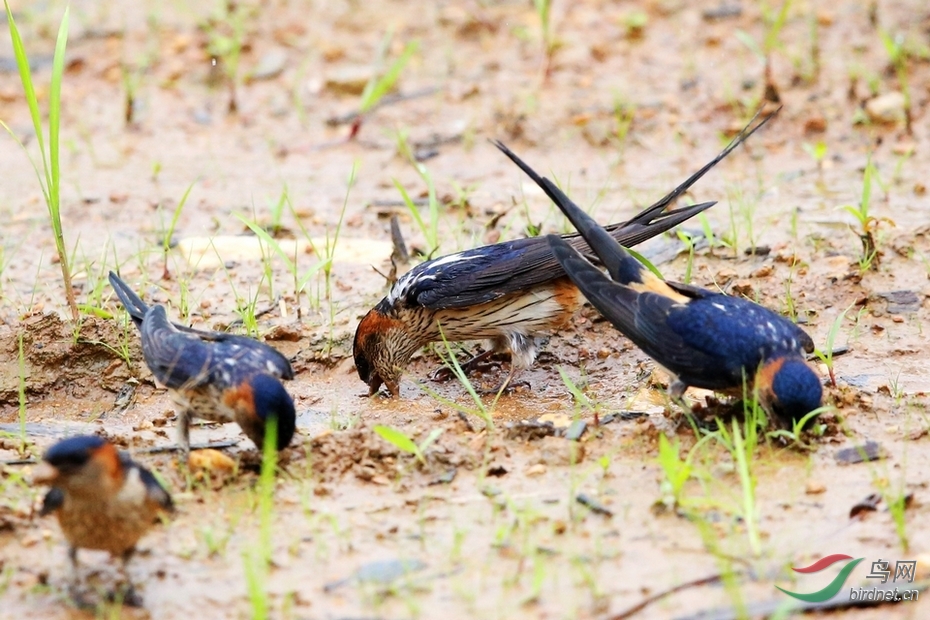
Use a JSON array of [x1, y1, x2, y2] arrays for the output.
[[222, 381, 255, 413]]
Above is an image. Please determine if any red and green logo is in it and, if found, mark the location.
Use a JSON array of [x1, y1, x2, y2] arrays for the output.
[[777, 554, 864, 602]]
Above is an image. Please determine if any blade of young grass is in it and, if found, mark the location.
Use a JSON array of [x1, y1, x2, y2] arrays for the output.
[[359, 39, 419, 114], [4, 2, 77, 319], [164, 181, 197, 255], [373, 425, 423, 464]]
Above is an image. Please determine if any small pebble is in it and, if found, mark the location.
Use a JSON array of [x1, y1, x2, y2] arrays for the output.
[[865, 92, 906, 124], [805, 480, 826, 494], [527, 464, 547, 476]]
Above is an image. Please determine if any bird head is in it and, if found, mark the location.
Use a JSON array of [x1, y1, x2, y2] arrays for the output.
[[33, 435, 124, 498], [248, 374, 296, 451], [756, 356, 823, 428], [353, 304, 419, 397]]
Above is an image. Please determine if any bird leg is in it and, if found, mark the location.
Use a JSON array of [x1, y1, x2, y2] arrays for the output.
[[430, 349, 500, 382], [667, 380, 717, 432], [113, 549, 143, 607], [176, 409, 192, 461], [66, 547, 93, 609]]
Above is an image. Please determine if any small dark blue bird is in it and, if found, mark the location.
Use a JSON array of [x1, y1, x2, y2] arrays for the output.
[[536, 158, 822, 426], [108, 272, 296, 455], [34, 435, 173, 606], [354, 112, 776, 397]]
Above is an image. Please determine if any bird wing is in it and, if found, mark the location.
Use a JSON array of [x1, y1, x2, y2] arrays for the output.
[[126, 457, 175, 513], [402, 236, 565, 309], [403, 194, 714, 310]]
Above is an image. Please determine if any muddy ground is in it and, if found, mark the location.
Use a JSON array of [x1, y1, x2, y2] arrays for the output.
[[1, 0, 930, 618]]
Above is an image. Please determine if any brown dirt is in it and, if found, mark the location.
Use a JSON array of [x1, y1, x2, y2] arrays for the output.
[[2, 0, 930, 618]]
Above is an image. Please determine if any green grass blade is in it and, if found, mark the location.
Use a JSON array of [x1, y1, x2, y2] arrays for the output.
[[5, 1, 49, 189], [625, 246, 664, 280], [165, 181, 197, 253], [48, 6, 70, 215], [235, 213, 297, 274], [360, 40, 419, 113], [373, 425, 422, 462]]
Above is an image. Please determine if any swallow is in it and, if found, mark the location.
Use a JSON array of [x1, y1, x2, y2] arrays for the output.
[[353, 111, 776, 397], [539, 157, 822, 427], [108, 272, 296, 456], [34, 435, 173, 606]]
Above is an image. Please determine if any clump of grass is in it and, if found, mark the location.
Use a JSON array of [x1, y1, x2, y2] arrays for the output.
[[312, 162, 356, 351], [532, 0, 560, 78], [735, 0, 791, 104], [556, 366, 595, 412], [841, 157, 893, 272], [202, 0, 250, 114], [767, 405, 831, 449], [2, 2, 77, 320], [878, 29, 913, 133], [676, 230, 697, 284]]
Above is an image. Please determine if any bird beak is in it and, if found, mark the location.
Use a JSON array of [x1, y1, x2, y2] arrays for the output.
[[32, 462, 59, 484]]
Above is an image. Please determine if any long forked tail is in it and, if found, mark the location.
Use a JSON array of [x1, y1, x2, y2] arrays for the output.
[[616, 106, 778, 226], [108, 271, 149, 326], [493, 106, 776, 241], [535, 177, 642, 285]]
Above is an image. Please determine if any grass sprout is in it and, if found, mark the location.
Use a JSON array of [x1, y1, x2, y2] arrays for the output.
[[373, 425, 444, 466], [161, 180, 196, 279], [394, 165, 440, 257], [841, 157, 894, 272], [2, 2, 77, 320], [349, 35, 418, 139], [812, 303, 853, 387], [655, 434, 693, 512]]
